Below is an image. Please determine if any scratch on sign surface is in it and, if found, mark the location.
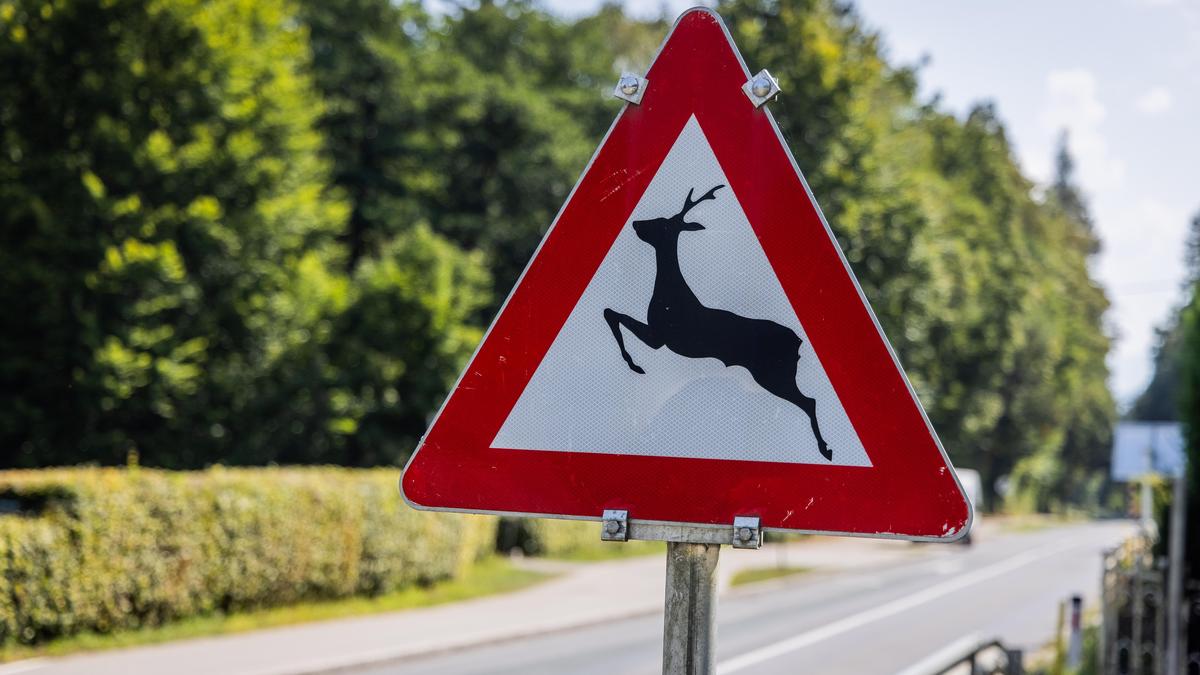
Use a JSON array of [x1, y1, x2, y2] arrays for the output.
[[597, 165, 649, 203]]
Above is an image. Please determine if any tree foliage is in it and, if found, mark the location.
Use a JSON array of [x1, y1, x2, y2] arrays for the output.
[[1130, 211, 1199, 422], [1130, 318, 1186, 421], [0, 0, 347, 466], [1137, 209, 1198, 580], [1178, 282, 1200, 584], [2, 0, 1117, 509]]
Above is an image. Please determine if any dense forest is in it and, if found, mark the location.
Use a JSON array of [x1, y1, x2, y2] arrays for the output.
[[0, 0, 1115, 510]]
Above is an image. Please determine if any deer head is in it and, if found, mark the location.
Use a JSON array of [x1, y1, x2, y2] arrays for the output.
[[632, 185, 725, 248]]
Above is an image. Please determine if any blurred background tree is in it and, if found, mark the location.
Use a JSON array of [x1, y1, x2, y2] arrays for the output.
[[0, 0, 345, 467], [1129, 212, 1200, 422], [1179, 266, 1199, 587], [1136, 208, 1199, 583], [0, 0, 1121, 512]]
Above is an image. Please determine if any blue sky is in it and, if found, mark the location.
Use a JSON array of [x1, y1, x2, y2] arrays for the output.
[[539, 0, 1200, 405]]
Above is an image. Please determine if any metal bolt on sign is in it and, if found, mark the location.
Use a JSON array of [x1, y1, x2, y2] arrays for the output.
[[742, 69, 780, 107], [732, 516, 762, 550], [614, 72, 649, 105], [601, 509, 629, 541]]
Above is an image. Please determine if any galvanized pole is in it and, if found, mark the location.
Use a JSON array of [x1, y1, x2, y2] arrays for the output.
[[663, 542, 720, 674], [1142, 477, 1155, 534], [1134, 546, 1145, 675], [1100, 548, 1114, 671], [1166, 473, 1187, 675]]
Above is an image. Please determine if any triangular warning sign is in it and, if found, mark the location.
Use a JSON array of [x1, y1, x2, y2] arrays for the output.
[[402, 8, 971, 540]]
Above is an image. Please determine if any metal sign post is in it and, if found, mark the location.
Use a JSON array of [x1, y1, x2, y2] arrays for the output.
[[663, 542, 720, 673], [602, 511, 761, 674]]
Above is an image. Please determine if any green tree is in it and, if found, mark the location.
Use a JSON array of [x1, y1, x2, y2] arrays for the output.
[[1178, 285, 1199, 586], [1130, 319, 1186, 421], [0, 0, 346, 467], [232, 225, 490, 466], [1130, 210, 1200, 421], [415, 1, 663, 296], [298, 0, 429, 271], [1049, 130, 1099, 253], [286, 0, 512, 465]]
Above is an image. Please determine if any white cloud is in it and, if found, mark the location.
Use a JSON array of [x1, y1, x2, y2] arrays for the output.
[[1135, 86, 1173, 114], [1036, 68, 1126, 189]]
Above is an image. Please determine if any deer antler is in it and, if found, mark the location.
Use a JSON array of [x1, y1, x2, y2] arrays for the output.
[[677, 184, 725, 220]]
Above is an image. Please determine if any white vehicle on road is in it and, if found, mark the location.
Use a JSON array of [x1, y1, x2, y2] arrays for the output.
[[956, 468, 983, 545]]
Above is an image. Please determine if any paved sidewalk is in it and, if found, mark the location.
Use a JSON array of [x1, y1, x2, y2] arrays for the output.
[[2, 533, 950, 675]]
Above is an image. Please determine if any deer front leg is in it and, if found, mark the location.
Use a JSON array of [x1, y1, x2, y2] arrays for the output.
[[603, 308, 662, 374]]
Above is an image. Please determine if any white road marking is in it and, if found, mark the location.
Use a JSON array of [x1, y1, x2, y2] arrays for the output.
[[716, 537, 1086, 674], [890, 633, 981, 675]]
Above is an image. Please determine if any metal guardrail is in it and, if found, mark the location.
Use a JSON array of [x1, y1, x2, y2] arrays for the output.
[[930, 639, 1025, 675], [893, 634, 1024, 675], [1100, 536, 1200, 675]]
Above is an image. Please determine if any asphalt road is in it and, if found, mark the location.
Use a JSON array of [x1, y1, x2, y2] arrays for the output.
[[356, 521, 1131, 675]]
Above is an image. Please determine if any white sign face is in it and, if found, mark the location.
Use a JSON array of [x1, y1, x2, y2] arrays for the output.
[[493, 116, 871, 467]]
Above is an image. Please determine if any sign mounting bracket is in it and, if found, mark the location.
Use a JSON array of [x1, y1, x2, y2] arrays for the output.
[[597, 513, 762, 549]]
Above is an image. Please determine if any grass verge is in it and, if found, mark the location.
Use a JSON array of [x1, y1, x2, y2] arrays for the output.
[[0, 557, 550, 664], [730, 566, 812, 587]]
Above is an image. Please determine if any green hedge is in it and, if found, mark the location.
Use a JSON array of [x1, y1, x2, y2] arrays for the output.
[[521, 519, 600, 558], [0, 467, 494, 646], [499, 518, 661, 560]]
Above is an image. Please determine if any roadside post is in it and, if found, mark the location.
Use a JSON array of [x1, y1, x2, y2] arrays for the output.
[[1067, 594, 1084, 669], [1165, 473, 1187, 675], [401, 9, 972, 673], [663, 542, 721, 672]]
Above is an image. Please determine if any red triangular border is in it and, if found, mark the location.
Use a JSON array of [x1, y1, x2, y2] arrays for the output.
[[401, 8, 971, 540]]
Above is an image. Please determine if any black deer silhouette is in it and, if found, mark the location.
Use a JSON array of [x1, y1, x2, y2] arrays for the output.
[[602, 185, 832, 460]]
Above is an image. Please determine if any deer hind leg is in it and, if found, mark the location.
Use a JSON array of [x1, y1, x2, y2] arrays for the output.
[[787, 389, 832, 461], [752, 366, 833, 461], [603, 308, 663, 375]]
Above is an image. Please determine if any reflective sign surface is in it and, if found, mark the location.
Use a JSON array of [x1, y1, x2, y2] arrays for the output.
[[495, 117, 871, 468], [402, 8, 971, 540]]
